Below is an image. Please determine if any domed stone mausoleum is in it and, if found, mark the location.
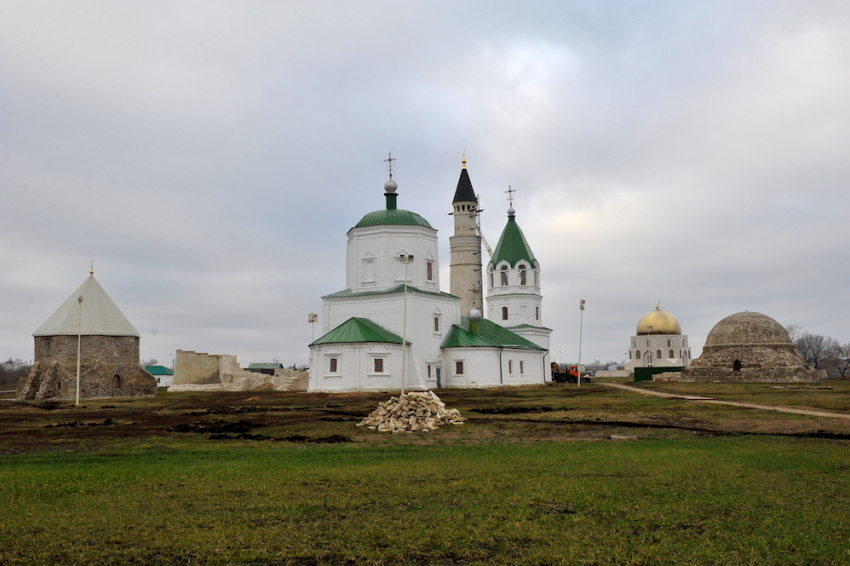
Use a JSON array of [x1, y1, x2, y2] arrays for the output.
[[680, 311, 824, 383]]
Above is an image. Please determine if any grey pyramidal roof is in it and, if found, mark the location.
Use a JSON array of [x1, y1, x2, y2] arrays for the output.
[[33, 275, 140, 337]]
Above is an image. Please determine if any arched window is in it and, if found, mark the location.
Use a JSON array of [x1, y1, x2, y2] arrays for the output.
[[645, 339, 651, 347], [635, 350, 641, 360], [646, 353, 653, 365], [112, 375, 121, 389], [666, 339, 672, 347], [733, 360, 742, 371], [500, 266, 508, 286], [669, 350, 674, 358], [502, 306, 508, 321], [656, 350, 662, 359], [489, 271, 494, 288], [518, 264, 527, 285]]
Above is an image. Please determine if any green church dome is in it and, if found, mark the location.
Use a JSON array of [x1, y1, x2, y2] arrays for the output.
[[355, 208, 433, 229]]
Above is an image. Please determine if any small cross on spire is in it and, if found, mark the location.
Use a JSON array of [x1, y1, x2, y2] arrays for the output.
[[384, 152, 396, 178], [505, 185, 516, 206]]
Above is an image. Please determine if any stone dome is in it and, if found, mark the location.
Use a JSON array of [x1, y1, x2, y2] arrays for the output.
[[636, 305, 681, 335], [704, 311, 791, 347]]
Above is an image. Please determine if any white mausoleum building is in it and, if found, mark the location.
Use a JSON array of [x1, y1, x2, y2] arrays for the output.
[[308, 158, 549, 392], [624, 303, 692, 371]]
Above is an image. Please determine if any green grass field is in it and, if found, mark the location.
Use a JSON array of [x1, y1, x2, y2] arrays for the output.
[[1, 383, 849, 565]]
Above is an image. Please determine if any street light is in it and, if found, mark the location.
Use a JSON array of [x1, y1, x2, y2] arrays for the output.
[[75, 295, 83, 406], [398, 253, 414, 395], [308, 313, 319, 342], [578, 299, 585, 387]]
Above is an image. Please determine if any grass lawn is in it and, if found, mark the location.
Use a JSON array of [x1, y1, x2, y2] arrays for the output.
[[1, 383, 849, 565]]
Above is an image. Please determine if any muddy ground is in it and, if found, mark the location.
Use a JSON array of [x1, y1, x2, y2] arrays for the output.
[[2, 383, 849, 453]]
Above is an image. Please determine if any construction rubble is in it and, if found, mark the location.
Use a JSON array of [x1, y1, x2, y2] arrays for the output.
[[357, 391, 465, 433]]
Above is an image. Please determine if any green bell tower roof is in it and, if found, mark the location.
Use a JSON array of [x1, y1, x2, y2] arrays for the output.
[[489, 206, 537, 268]]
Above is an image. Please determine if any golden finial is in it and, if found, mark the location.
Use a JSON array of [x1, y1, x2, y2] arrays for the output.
[[90, 259, 94, 276], [656, 300, 661, 310], [462, 150, 467, 169]]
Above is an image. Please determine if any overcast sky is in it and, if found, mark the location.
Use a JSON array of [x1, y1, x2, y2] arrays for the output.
[[2, 1, 848, 368]]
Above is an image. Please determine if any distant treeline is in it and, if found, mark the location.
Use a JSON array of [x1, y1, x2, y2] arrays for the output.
[[0, 359, 31, 387]]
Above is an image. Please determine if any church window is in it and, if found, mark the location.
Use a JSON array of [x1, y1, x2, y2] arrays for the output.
[[534, 269, 539, 287], [426, 261, 433, 281], [502, 306, 508, 321], [362, 256, 376, 284], [645, 339, 651, 347], [455, 360, 464, 375], [329, 358, 338, 373], [535, 306, 539, 321], [427, 365, 432, 378], [667, 339, 672, 347], [635, 351, 641, 360], [489, 271, 494, 288], [434, 317, 440, 332], [646, 353, 653, 365], [374, 358, 384, 373], [519, 264, 527, 285], [520, 361, 525, 374], [112, 375, 121, 389], [733, 360, 742, 371], [508, 360, 513, 374], [500, 266, 508, 286], [657, 350, 662, 359], [669, 350, 674, 358]]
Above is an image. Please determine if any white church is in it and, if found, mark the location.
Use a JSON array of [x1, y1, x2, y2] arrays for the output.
[[307, 157, 552, 391]]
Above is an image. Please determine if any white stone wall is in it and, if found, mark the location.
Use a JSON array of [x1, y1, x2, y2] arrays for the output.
[[346, 225, 440, 294], [449, 201, 483, 314]]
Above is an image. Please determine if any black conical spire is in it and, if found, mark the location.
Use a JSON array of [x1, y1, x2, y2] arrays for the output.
[[452, 155, 477, 204]]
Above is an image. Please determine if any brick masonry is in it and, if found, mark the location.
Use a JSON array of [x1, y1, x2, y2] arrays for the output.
[[17, 335, 157, 400], [170, 349, 308, 392]]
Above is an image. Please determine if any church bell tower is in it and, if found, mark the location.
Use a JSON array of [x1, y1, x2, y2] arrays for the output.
[[449, 156, 483, 315]]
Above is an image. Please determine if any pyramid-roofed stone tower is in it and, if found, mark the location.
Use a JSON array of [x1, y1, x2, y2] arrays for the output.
[[17, 272, 157, 400]]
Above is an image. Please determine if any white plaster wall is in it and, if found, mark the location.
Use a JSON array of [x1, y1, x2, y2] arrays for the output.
[[486, 261, 543, 328], [346, 225, 440, 293], [309, 342, 407, 392], [442, 347, 547, 388]]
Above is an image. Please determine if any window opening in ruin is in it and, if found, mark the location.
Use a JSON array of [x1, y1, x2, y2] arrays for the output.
[[519, 265, 527, 285], [455, 360, 464, 375], [112, 375, 121, 389], [733, 360, 742, 371], [329, 358, 338, 373], [500, 266, 508, 285], [374, 358, 384, 373], [502, 306, 508, 320]]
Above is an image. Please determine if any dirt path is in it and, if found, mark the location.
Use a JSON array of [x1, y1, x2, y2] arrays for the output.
[[599, 382, 850, 420]]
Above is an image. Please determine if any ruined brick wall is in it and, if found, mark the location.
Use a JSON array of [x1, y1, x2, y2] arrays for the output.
[[171, 350, 222, 387], [170, 350, 286, 392], [17, 335, 157, 400]]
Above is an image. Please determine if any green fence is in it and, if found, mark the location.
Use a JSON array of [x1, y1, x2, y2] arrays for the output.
[[634, 367, 683, 382]]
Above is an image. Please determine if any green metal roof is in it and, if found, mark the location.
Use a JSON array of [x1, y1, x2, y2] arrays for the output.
[[506, 323, 554, 332], [145, 365, 173, 376], [354, 209, 433, 229], [247, 363, 284, 370], [310, 317, 408, 346], [323, 285, 456, 299], [441, 317, 546, 350], [489, 215, 537, 268]]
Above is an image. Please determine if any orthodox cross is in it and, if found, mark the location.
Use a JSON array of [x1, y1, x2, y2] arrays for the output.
[[384, 152, 396, 178], [505, 185, 516, 206]]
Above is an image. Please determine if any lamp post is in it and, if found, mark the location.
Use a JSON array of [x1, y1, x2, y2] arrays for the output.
[[308, 313, 319, 342], [578, 299, 585, 386], [75, 295, 83, 406], [398, 253, 414, 395]]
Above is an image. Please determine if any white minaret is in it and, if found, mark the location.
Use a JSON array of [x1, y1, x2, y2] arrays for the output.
[[449, 155, 483, 315]]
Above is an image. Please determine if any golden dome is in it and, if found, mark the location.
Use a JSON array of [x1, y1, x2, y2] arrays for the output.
[[636, 303, 682, 335]]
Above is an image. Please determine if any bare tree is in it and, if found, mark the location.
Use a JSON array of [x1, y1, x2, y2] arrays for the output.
[[829, 343, 850, 379], [0, 358, 31, 386], [141, 358, 158, 367], [794, 333, 839, 370], [785, 324, 803, 342]]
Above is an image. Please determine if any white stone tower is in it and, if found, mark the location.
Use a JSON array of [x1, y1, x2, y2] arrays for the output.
[[449, 156, 483, 314], [486, 201, 551, 356]]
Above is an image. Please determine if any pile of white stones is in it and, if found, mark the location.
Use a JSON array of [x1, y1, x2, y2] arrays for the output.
[[357, 391, 465, 433]]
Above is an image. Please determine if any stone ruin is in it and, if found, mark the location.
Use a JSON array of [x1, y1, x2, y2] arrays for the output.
[[169, 350, 308, 392], [357, 391, 465, 433]]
